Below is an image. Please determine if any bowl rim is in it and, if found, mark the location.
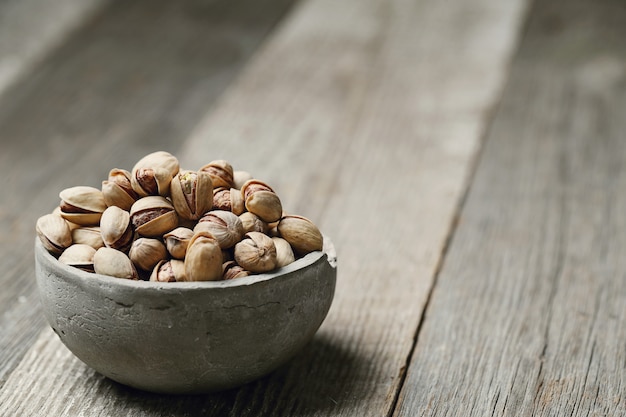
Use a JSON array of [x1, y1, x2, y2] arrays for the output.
[[35, 237, 336, 290]]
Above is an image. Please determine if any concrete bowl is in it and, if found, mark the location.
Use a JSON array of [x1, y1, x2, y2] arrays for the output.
[[34, 238, 337, 394]]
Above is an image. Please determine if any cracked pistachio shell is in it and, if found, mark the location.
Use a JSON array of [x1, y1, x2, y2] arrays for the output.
[[213, 187, 245, 215], [241, 180, 282, 223], [102, 168, 138, 210], [130, 151, 180, 197], [129, 196, 178, 237], [239, 212, 269, 234], [222, 261, 250, 280], [36, 213, 72, 255], [163, 227, 194, 259], [100, 206, 134, 252], [277, 215, 323, 255], [71, 226, 104, 250], [129, 238, 167, 272], [184, 231, 223, 281], [59, 186, 107, 226], [233, 170, 253, 190], [150, 259, 187, 282], [58, 244, 96, 273], [170, 170, 213, 221], [195, 210, 244, 249], [53, 206, 81, 230], [234, 231, 277, 273], [199, 160, 234, 189], [93, 247, 138, 279], [271, 237, 295, 268]]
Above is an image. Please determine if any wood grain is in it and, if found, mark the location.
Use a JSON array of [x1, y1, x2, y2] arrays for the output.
[[394, 0, 626, 415], [0, 0, 527, 415], [0, 0, 295, 389], [0, 0, 107, 97]]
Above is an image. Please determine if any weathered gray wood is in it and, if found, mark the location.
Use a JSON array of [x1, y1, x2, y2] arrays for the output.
[[0, 0, 296, 389], [0, 0, 527, 415], [394, 0, 626, 415], [0, 0, 107, 97]]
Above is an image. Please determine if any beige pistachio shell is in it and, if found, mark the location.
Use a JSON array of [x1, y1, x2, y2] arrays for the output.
[[71, 226, 104, 250], [199, 160, 234, 189], [195, 210, 244, 249], [36, 213, 72, 255], [222, 261, 250, 280], [163, 227, 194, 259], [239, 212, 269, 234], [229, 188, 245, 215], [102, 168, 138, 210], [53, 206, 81, 230], [234, 231, 277, 273], [58, 244, 96, 272], [244, 190, 282, 223], [129, 196, 178, 237], [150, 259, 187, 282], [59, 186, 107, 226], [271, 237, 295, 268], [277, 215, 323, 255], [184, 231, 223, 281], [233, 170, 253, 190], [170, 170, 213, 221], [130, 151, 180, 197], [129, 238, 167, 271], [100, 206, 133, 252], [93, 247, 138, 279], [241, 180, 282, 223]]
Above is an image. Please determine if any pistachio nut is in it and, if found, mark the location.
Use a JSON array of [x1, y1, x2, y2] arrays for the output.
[[199, 160, 234, 189], [233, 170, 253, 190], [93, 247, 138, 279], [150, 259, 187, 282], [271, 237, 295, 268], [213, 187, 245, 215], [239, 212, 269, 234], [129, 196, 178, 237], [129, 238, 167, 271], [277, 215, 323, 255], [184, 231, 223, 281], [53, 206, 80, 230], [58, 244, 96, 273], [212, 187, 230, 211], [59, 186, 107, 226], [71, 226, 105, 250], [101, 168, 138, 210], [170, 170, 213, 221], [36, 213, 72, 255], [241, 179, 282, 223], [130, 151, 180, 197], [234, 231, 277, 273], [222, 261, 250, 280], [100, 206, 134, 252], [163, 226, 194, 259], [195, 210, 244, 249]]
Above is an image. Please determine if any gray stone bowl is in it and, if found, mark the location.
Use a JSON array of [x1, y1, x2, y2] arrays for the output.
[[34, 238, 337, 394]]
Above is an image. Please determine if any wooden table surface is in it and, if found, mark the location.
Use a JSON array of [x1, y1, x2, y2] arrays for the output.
[[1, 0, 625, 415]]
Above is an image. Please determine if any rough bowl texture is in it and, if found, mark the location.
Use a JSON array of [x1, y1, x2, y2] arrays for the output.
[[35, 238, 337, 394]]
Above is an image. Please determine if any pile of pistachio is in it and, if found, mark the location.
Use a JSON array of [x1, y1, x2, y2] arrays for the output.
[[36, 151, 324, 282]]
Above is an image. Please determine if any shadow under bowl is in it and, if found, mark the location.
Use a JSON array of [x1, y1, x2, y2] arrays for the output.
[[34, 238, 337, 394]]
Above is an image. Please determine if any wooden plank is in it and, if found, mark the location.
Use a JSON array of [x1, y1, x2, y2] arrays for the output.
[[0, 0, 107, 97], [0, 0, 296, 389], [0, 0, 527, 415], [394, 0, 626, 415]]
